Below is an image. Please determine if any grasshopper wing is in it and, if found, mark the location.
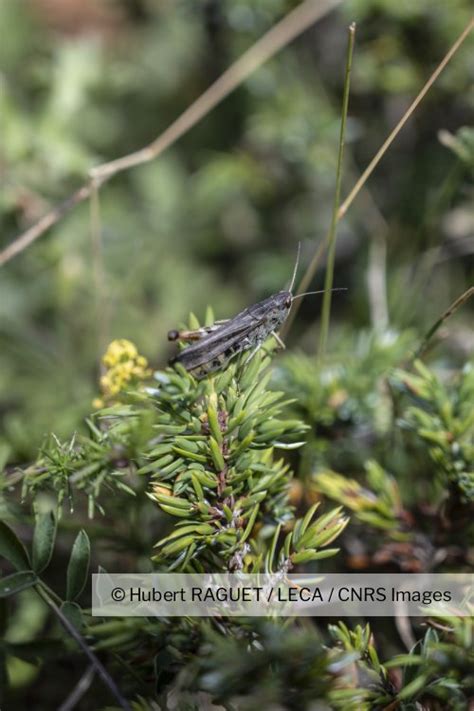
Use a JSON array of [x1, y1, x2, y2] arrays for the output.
[[171, 308, 260, 371]]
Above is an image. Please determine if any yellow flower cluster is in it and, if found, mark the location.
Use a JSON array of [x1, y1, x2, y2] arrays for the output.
[[93, 339, 151, 408]]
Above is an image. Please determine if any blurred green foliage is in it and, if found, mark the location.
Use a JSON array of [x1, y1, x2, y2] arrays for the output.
[[1, 0, 473, 460], [0, 0, 473, 708]]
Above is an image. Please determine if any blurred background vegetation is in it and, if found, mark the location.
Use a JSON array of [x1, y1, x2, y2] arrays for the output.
[[1, 2, 473, 709], [1, 0, 472, 463]]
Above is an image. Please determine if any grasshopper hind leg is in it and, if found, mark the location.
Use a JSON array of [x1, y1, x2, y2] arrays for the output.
[[243, 344, 262, 365], [167, 319, 230, 343]]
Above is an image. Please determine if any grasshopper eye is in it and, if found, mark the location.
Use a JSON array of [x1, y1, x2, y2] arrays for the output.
[[285, 295, 292, 308]]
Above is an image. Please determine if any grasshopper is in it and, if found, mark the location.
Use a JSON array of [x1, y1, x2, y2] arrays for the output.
[[168, 245, 345, 377]]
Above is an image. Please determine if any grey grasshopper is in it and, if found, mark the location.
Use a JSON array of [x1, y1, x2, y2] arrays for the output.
[[168, 245, 345, 377]]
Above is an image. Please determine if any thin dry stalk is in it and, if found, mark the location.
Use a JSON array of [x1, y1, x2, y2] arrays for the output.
[[282, 16, 474, 335], [90, 180, 109, 357], [318, 22, 356, 359], [337, 17, 474, 219], [0, 183, 92, 266], [413, 286, 474, 360]]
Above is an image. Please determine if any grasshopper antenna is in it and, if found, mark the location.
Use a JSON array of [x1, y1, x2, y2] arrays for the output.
[[288, 242, 301, 294], [291, 287, 347, 301]]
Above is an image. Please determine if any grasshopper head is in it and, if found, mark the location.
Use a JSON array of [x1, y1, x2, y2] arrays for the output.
[[280, 291, 292, 309]]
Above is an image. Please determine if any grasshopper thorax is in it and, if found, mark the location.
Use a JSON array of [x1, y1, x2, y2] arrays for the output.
[[248, 290, 293, 331]]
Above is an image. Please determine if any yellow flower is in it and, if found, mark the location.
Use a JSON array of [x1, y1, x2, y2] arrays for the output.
[[94, 339, 151, 405], [100, 374, 111, 389], [102, 338, 139, 367]]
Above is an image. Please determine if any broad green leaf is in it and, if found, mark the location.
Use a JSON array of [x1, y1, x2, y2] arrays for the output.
[[0, 521, 30, 572], [66, 530, 90, 601], [0, 571, 37, 598], [32, 512, 57, 573], [60, 601, 84, 630], [0, 598, 6, 635]]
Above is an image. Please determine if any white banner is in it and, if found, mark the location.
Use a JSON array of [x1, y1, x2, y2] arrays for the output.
[[91, 573, 473, 617]]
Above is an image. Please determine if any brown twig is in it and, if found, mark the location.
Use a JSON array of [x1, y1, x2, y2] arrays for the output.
[[0, 0, 341, 268], [0, 183, 93, 266]]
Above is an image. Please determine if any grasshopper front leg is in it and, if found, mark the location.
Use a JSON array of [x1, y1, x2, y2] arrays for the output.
[[243, 330, 285, 366], [271, 331, 286, 350]]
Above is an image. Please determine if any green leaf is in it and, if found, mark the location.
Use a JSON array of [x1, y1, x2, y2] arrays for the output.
[[209, 437, 225, 470], [189, 312, 200, 329], [154, 493, 192, 510], [266, 523, 282, 572], [291, 548, 340, 564], [300, 503, 321, 537], [207, 403, 223, 445], [172, 447, 207, 463], [241, 505, 260, 543], [66, 530, 90, 601], [204, 305, 215, 326], [397, 674, 429, 700], [161, 535, 197, 557], [154, 523, 214, 548], [60, 601, 84, 630], [385, 654, 423, 668], [191, 473, 204, 501], [0, 571, 37, 598], [32, 511, 57, 573], [0, 521, 30, 572], [159, 504, 193, 518]]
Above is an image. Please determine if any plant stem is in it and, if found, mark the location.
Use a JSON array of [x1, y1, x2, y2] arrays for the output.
[[90, 179, 109, 359], [58, 665, 95, 711], [337, 17, 474, 220], [413, 286, 474, 361], [318, 23, 356, 359], [36, 583, 132, 711], [282, 17, 473, 338]]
